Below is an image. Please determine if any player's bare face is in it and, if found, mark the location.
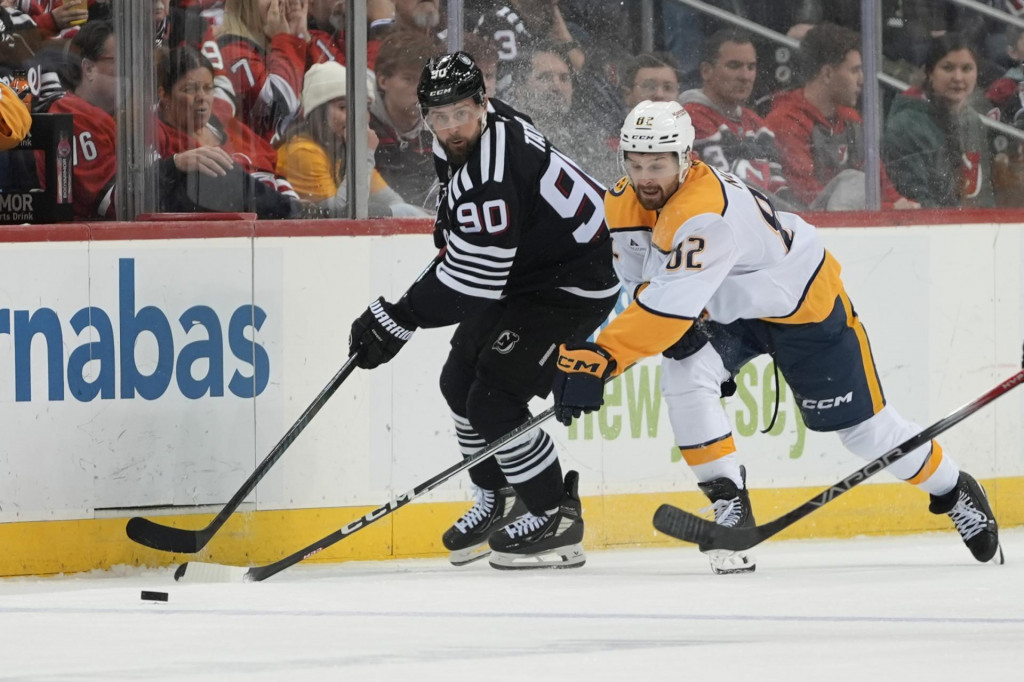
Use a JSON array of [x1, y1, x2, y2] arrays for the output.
[[625, 152, 681, 210], [161, 67, 215, 134], [426, 99, 486, 166]]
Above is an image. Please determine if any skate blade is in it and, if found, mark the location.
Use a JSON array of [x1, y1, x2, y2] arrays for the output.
[[488, 543, 586, 570], [449, 543, 491, 567], [706, 549, 757, 575], [990, 543, 1005, 565]]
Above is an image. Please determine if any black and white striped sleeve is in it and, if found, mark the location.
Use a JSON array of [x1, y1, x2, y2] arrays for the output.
[[436, 231, 516, 299]]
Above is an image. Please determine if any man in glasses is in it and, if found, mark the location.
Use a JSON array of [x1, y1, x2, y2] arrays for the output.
[[347, 51, 619, 570]]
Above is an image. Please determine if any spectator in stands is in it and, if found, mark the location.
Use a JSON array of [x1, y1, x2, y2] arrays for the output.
[[305, 0, 392, 68], [509, 41, 572, 133], [0, 2, 42, 71], [508, 41, 616, 185], [984, 28, 1024, 206], [621, 52, 680, 111], [573, 39, 631, 159], [157, 0, 237, 120], [765, 23, 916, 210], [462, 31, 499, 98], [218, 0, 307, 143], [42, 19, 119, 219], [391, 0, 439, 35], [0, 78, 31, 149], [680, 28, 799, 209], [883, 34, 995, 209], [155, 45, 301, 218], [277, 61, 427, 216], [985, 27, 1024, 127], [470, 0, 585, 93], [369, 29, 438, 208]]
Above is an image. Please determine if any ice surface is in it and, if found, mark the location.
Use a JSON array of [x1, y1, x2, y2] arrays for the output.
[[2, 530, 1022, 681]]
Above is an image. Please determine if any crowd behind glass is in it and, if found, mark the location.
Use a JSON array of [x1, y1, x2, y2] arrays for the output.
[[1, 0, 1023, 223]]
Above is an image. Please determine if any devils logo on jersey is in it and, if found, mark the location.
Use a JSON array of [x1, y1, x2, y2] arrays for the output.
[[492, 330, 520, 354]]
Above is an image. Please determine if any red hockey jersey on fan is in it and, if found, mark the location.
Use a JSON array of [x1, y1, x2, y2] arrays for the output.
[[155, 114, 297, 198], [42, 92, 117, 219], [217, 32, 305, 142], [680, 88, 790, 199], [305, 29, 381, 69], [766, 88, 903, 207]]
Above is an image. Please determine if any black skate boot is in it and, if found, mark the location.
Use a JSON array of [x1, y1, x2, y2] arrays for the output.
[[697, 466, 756, 574], [487, 471, 586, 570], [442, 486, 524, 566], [929, 472, 1003, 564]]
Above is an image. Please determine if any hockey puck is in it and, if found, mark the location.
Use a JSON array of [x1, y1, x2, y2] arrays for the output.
[[140, 590, 169, 602]]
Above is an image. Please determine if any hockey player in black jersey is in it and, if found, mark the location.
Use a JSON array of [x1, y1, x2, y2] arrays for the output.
[[348, 51, 619, 570]]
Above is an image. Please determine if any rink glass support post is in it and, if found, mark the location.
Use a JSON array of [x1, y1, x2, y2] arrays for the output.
[[344, 0, 369, 219], [860, 0, 883, 212], [113, 2, 157, 220]]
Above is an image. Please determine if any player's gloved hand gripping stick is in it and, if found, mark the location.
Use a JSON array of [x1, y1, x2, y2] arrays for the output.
[[125, 257, 441, 554], [654, 342, 1024, 552], [551, 342, 617, 426]]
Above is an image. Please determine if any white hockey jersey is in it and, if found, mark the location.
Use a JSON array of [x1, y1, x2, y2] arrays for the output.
[[598, 160, 844, 372]]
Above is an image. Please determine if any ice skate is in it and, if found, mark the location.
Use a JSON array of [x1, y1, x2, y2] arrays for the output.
[[929, 472, 1003, 564], [488, 471, 586, 570], [698, 466, 757, 574], [442, 485, 524, 566]]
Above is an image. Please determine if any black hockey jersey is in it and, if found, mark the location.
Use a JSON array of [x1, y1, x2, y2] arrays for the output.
[[397, 109, 619, 329]]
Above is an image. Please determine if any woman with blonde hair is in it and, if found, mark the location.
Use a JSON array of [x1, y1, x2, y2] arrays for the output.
[[217, 0, 309, 142]]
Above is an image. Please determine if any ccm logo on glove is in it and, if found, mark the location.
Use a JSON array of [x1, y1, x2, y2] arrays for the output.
[[551, 342, 616, 426], [557, 352, 610, 375]]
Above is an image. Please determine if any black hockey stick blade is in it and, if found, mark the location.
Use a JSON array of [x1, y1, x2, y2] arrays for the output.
[[654, 365, 1024, 552], [173, 405, 560, 583], [126, 353, 361, 554]]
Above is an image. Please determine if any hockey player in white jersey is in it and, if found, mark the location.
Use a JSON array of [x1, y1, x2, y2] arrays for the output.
[[551, 99, 1002, 573], [348, 52, 619, 570]]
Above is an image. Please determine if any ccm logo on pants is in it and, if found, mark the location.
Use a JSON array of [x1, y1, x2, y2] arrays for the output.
[[802, 392, 854, 410]]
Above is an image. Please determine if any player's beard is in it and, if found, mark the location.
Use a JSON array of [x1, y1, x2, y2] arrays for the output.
[[635, 181, 675, 211], [442, 137, 472, 166]]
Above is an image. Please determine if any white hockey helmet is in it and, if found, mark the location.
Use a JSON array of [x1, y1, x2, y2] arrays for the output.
[[619, 100, 695, 180]]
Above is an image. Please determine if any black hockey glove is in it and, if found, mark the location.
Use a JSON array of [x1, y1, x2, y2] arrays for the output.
[[348, 297, 417, 369], [552, 342, 616, 426], [662, 319, 709, 360]]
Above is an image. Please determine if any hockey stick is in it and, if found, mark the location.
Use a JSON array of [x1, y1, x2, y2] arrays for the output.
[[126, 354, 361, 553], [653, 361, 1024, 552], [174, 404, 559, 583], [126, 256, 442, 554]]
